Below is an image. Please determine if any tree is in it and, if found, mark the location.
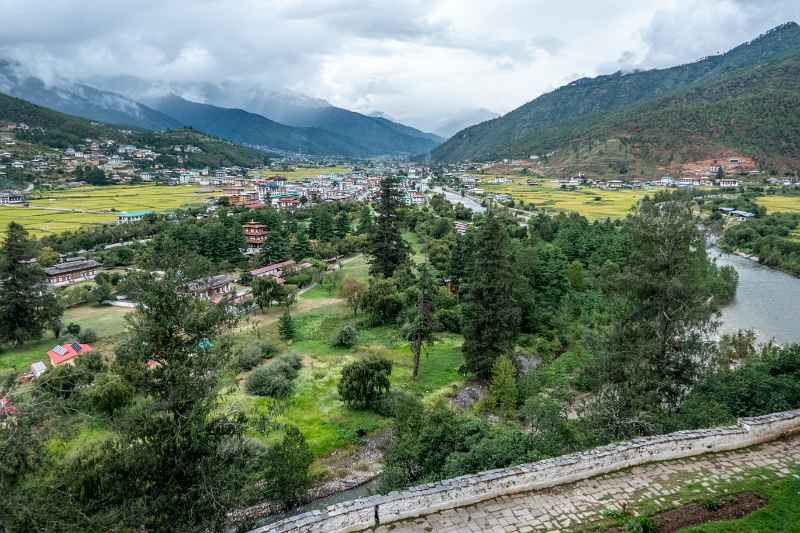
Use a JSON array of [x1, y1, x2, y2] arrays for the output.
[[259, 225, 290, 265], [258, 426, 314, 505], [334, 210, 351, 239], [593, 200, 720, 436], [291, 226, 312, 261], [356, 204, 373, 235], [0, 222, 63, 345], [406, 264, 436, 380], [337, 356, 392, 410], [252, 276, 283, 311], [368, 176, 409, 278], [279, 309, 295, 340], [338, 277, 366, 316], [37, 246, 60, 267], [316, 209, 335, 242], [489, 354, 518, 417], [88, 282, 113, 305], [462, 213, 520, 378]]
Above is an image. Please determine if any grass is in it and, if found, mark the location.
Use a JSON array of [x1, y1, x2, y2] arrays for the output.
[[477, 176, 653, 220], [0, 305, 132, 373], [249, 166, 352, 182], [756, 195, 800, 214], [0, 184, 219, 236]]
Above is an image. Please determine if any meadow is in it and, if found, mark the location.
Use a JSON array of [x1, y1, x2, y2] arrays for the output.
[[250, 165, 352, 182], [479, 176, 654, 220], [0, 184, 219, 236]]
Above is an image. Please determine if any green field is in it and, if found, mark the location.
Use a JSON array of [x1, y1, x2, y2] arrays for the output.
[[0, 184, 219, 236], [250, 166, 352, 182], [479, 176, 654, 220], [755, 195, 800, 214]]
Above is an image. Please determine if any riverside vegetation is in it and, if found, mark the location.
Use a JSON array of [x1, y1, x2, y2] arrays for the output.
[[2, 178, 800, 532]]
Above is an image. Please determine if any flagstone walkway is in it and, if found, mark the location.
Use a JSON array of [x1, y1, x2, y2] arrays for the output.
[[373, 433, 800, 532]]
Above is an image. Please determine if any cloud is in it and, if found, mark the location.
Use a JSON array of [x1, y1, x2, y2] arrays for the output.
[[0, 0, 797, 131]]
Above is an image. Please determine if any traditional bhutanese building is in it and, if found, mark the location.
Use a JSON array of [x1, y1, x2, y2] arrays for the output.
[[45, 258, 99, 287], [242, 220, 268, 255]]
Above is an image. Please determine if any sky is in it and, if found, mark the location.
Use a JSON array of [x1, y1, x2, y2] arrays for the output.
[[1, 0, 799, 131]]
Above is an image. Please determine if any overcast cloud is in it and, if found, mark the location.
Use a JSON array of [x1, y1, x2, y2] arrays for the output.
[[1, 0, 798, 131]]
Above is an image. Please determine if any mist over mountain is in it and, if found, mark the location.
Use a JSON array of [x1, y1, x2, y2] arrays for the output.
[[429, 108, 500, 139]]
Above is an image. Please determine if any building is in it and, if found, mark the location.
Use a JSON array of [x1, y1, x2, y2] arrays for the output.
[[242, 220, 268, 254], [186, 275, 232, 303], [249, 260, 298, 284], [45, 258, 99, 287], [48, 342, 94, 367], [0, 190, 25, 205], [454, 221, 470, 235], [116, 210, 154, 224], [718, 179, 740, 188]]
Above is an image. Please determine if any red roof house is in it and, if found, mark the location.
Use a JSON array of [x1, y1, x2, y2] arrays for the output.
[[47, 342, 94, 367]]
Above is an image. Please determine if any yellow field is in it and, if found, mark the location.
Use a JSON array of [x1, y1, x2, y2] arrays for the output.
[[755, 196, 800, 214], [0, 185, 219, 237], [479, 176, 654, 220], [250, 166, 351, 182]]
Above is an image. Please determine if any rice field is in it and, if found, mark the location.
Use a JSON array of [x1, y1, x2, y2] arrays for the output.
[[250, 166, 352, 182], [755, 195, 800, 214], [0, 184, 220, 237], [479, 176, 654, 220]]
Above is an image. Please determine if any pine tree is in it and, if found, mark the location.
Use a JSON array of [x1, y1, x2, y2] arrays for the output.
[[316, 209, 335, 242], [355, 204, 373, 235], [490, 354, 518, 417], [406, 264, 436, 380], [368, 176, 409, 278], [259, 224, 290, 264], [0, 222, 63, 345], [334, 210, 351, 239], [291, 227, 312, 261], [279, 309, 295, 340], [462, 213, 520, 378]]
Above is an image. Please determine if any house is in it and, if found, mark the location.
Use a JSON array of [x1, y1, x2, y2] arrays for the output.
[[732, 210, 756, 221], [606, 180, 624, 190], [249, 260, 299, 284], [186, 275, 233, 303], [0, 190, 25, 205], [48, 342, 94, 367], [242, 220, 268, 254], [116, 210, 154, 224], [494, 193, 512, 203], [454, 221, 470, 235], [45, 258, 99, 287], [718, 179, 740, 188]]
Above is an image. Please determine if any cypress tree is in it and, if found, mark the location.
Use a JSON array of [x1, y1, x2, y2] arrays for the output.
[[406, 264, 435, 380], [356, 204, 373, 235], [334, 210, 351, 239], [259, 224, 290, 264], [462, 213, 520, 378], [368, 176, 409, 278], [291, 227, 312, 261], [279, 309, 295, 340], [0, 222, 63, 345], [316, 209, 335, 242]]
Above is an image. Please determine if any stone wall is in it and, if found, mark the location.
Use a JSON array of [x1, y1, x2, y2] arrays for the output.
[[254, 409, 800, 533]]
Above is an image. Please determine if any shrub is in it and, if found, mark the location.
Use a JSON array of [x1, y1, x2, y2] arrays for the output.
[[332, 325, 358, 348], [85, 373, 134, 415], [66, 322, 81, 336], [237, 342, 278, 371], [79, 329, 98, 344], [624, 516, 657, 533], [490, 355, 518, 417], [258, 426, 314, 505], [245, 354, 302, 398], [338, 356, 392, 410], [433, 307, 462, 333]]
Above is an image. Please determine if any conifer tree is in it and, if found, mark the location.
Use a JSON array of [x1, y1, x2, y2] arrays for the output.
[[356, 204, 373, 235], [259, 224, 290, 264], [368, 176, 409, 278], [406, 264, 436, 380], [462, 213, 520, 378], [279, 309, 295, 340], [334, 210, 351, 239], [316, 209, 335, 242], [291, 227, 312, 261], [0, 222, 62, 345], [490, 354, 518, 417]]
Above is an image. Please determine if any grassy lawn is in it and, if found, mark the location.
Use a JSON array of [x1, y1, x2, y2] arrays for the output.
[[756, 195, 800, 214], [402, 231, 426, 264], [0, 305, 133, 373], [478, 177, 654, 220], [250, 166, 351, 182], [1, 184, 219, 236]]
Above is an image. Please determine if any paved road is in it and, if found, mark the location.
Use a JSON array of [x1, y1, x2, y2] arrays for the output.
[[373, 433, 800, 532]]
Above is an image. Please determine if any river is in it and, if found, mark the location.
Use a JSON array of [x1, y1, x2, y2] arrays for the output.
[[711, 249, 800, 345]]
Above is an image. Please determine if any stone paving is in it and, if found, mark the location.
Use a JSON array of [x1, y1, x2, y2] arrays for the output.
[[373, 433, 800, 532]]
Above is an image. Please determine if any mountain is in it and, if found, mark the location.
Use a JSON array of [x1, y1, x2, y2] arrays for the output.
[[430, 108, 500, 139], [92, 78, 444, 156], [144, 94, 371, 156], [430, 22, 800, 173], [0, 59, 181, 131], [0, 91, 266, 168]]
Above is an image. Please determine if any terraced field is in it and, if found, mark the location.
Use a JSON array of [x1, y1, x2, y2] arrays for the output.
[[0, 184, 219, 236], [479, 176, 654, 220], [755, 195, 800, 214]]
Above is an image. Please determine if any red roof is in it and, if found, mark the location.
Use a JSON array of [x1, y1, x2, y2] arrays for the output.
[[47, 343, 93, 366]]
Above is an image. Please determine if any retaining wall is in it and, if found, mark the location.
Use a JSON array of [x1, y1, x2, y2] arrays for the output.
[[254, 409, 800, 533]]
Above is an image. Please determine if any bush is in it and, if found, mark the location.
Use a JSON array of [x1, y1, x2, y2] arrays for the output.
[[258, 425, 314, 505], [338, 356, 392, 410], [434, 307, 462, 333], [237, 342, 278, 371], [245, 354, 302, 398], [66, 322, 81, 336], [79, 329, 98, 344], [84, 373, 134, 415], [332, 325, 358, 348], [285, 272, 312, 288], [624, 516, 657, 533]]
